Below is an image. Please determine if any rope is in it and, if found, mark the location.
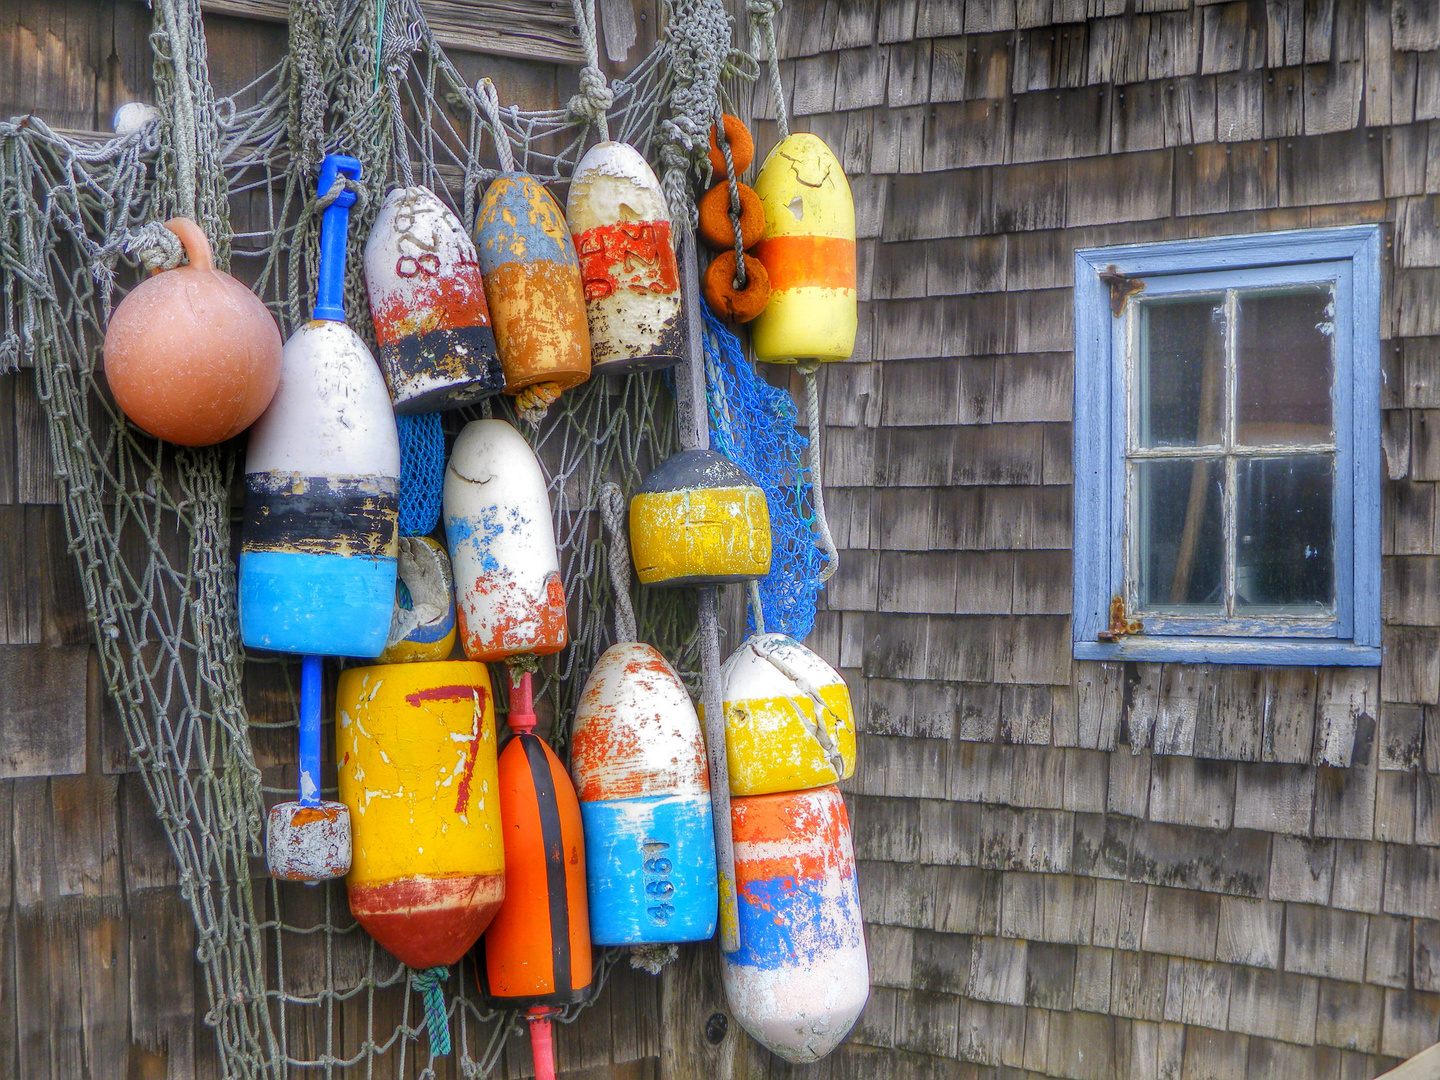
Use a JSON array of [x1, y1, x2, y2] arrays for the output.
[[599, 482, 638, 644], [569, 0, 614, 142], [477, 79, 517, 172], [124, 221, 185, 272], [747, 0, 789, 139], [411, 966, 453, 1056], [714, 107, 747, 289], [800, 361, 838, 582]]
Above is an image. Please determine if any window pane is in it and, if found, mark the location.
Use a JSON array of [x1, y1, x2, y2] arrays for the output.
[[1236, 286, 1334, 446], [1236, 456, 1334, 613], [1134, 458, 1225, 611], [1136, 296, 1225, 449]]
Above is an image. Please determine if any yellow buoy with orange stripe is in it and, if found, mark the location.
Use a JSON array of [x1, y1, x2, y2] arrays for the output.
[[750, 133, 856, 363], [335, 660, 504, 969]]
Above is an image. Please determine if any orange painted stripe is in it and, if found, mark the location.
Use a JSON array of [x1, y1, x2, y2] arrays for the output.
[[752, 235, 856, 293]]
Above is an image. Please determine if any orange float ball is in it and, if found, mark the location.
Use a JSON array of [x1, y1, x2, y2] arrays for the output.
[[103, 217, 282, 446], [707, 114, 754, 178], [699, 183, 764, 251], [703, 251, 771, 323]]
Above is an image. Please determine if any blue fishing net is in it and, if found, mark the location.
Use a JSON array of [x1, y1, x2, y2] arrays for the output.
[[395, 411, 445, 536], [703, 306, 825, 639]]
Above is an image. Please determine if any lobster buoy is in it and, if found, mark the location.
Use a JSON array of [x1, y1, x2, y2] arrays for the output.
[[722, 784, 868, 1063], [378, 536, 457, 664], [629, 449, 771, 587], [751, 133, 856, 363], [569, 642, 718, 945], [336, 660, 504, 968], [364, 185, 504, 413], [103, 217, 282, 446], [480, 673, 591, 1006], [566, 142, 683, 374], [241, 155, 400, 658], [442, 419, 567, 661], [473, 173, 591, 394], [717, 633, 855, 796]]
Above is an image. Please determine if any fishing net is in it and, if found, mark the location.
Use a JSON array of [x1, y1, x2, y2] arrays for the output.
[[0, 0, 832, 1074]]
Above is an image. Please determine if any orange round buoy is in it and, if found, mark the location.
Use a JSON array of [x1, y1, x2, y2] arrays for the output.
[[698, 183, 764, 251], [707, 114, 754, 178], [479, 673, 592, 1009], [103, 217, 281, 446], [703, 252, 771, 323]]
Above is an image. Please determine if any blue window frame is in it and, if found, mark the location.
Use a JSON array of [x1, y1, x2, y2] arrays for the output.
[[1073, 226, 1382, 666]]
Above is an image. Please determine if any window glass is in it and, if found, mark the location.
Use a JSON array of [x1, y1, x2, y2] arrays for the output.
[[1135, 296, 1225, 449], [1236, 456, 1334, 613], [1133, 458, 1224, 611], [1236, 286, 1334, 446]]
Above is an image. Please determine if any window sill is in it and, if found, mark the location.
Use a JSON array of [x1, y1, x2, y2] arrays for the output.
[[1074, 636, 1381, 666]]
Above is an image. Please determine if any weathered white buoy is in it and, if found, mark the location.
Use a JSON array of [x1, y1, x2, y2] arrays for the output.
[[569, 642, 718, 945], [240, 154, 400, 659], [717, 633, 855, 796], [112, 102, 160, 136], [364, 185, 505, 412], [565, 142, 683, 374], [442, 419, 567, 661], [378, 535, 457, 664], [722, 784, 868, 1063]]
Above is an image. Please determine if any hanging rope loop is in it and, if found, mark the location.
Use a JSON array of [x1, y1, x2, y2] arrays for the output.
[[568, 0, 614, 141], [477, 78, 517, 172], [409, 966, 452, 1056], [600, 482, 638, 644], [747, 0, 789, 139]]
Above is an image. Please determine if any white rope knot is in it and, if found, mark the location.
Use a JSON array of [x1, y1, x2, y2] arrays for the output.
[[745, 0, 781, 15], [629, 943, 678, 974], [124, 221, 184, 272], [568, 65, 615, 123], [315, 173, 366, 212]]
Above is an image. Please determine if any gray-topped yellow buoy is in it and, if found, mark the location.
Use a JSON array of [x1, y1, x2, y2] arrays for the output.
[[629, 449, 771, 586]]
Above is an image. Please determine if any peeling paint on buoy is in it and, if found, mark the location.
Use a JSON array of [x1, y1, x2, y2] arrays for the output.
[[569, 642, 718, 945], [336, 660, 504, 968], [364, 186, 504, 412], [714, 633, 855, 796], [473, 173, 591, 394], [629, 449, 771, 587], [722, 784, 868, 1064], [566, 142, 683, 374], [751, 133, 857, 363], [378, 536, 457, 664], [442, 419, 568, 661]]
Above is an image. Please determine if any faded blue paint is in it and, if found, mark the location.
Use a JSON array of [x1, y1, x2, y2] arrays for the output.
[[473, 173, 579, 273], [723, 865, 862, 972], [240, 550, 396, 657], [444, 509, 505, 575], [1073, 224, 1383, 667], [580, 794, 718, 946]]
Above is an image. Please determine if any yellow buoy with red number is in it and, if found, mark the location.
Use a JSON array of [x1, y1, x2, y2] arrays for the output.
[[715, 633, 855, 797], [750, 133, 856, 363], [336, 660, 504, 969]]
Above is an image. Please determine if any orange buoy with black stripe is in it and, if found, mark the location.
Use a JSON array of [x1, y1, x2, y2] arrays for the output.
[[478, 672, 591, 1078], [750, 133, 856, 362]]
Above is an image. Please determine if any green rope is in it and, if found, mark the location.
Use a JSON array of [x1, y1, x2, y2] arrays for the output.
[[411, 966, 452, 1056]]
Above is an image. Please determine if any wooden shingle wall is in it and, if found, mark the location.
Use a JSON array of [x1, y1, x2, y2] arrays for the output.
[[750, 0, 1440, 1077]]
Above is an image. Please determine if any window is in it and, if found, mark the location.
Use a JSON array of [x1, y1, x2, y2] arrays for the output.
[[1073, 226, 1382, 666]]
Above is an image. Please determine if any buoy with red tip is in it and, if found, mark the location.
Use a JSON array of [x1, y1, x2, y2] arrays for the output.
[[565, 142, 683, 373], [240, 154, 400, 659], [722, 784, 868, 1063], [479, 672, 591, 1079], [103, 216, 282, 446], [364, 185, 504, 412], [266, 654, 351, 882], [717, 632, 856, 796], [569, 642, 718, 944], [750, 133, 857, 362], [335, 659, 504, 968], [442, 419, 568, 661]]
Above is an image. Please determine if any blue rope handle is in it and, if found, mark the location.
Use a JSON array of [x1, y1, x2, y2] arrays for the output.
[[410, 965, 451, 1055]]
